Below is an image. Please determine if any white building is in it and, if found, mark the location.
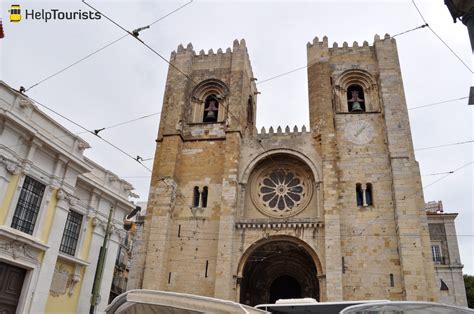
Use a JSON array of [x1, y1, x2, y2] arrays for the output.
[[426, 201, 468, 307], [0, 81, 136, 313]]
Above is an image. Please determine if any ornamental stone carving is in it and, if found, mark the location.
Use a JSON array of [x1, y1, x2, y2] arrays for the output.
[[250, 160, 313, 218], [0, 239, 39, 264], [1, 156, 22, 175]]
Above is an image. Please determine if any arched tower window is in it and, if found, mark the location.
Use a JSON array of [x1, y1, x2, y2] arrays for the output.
[[193, 186, 200, 207], [333, 69, 380, 113], [190, 79, 229, 124], [203, 95, 219, 123], [347, 84, 365, 112]]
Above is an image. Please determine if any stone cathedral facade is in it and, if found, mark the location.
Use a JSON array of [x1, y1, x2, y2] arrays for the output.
[[128, 35, 442, 305]]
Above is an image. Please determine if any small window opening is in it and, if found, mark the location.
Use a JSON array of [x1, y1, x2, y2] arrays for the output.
[[247, 96, 254, 128], [178, 224, 181, 238], [347, 84, 365, 112], [193, 186, 200, 207], [168, 272, 172, 284], [390, 274, 394, 287], [205, 260, 209, 278], [440, 279, 449, 291], [365, 183, 373, 206], [203, 95, 219, 123], [431, 244, 442, 263], [201, 186, 208, 208], [356, 183, 363, 207]]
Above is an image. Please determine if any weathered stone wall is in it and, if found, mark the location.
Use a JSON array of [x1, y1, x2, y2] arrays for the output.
[[306, 35, 437, 301]]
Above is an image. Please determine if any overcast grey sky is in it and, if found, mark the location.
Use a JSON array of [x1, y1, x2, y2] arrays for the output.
[[1, 0, 473, 274]]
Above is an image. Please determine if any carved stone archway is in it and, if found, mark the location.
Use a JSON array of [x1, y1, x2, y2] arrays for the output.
[[238, 237, 320, 306]]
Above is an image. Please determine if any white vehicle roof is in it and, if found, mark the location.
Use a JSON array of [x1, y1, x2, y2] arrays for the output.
[[105, 289, 268, 314], [340, 301, 474, 313]]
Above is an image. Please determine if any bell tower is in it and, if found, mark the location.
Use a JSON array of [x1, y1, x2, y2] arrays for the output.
[[307, 35, 438, 301], [128, 39, 257, 299]]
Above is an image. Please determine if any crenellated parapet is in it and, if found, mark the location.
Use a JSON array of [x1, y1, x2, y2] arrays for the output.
[[257, 125, 309, 139], [307, 34, 395, 64], [170, 38, 249, 61]]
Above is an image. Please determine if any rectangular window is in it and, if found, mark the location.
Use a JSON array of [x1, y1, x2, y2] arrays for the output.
[[59, 211, 83, 256], [11, 176, 46, 235], [431, 244, 442, 263]]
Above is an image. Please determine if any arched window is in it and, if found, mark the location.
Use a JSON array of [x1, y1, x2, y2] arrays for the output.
[[334, 69, 380, 113], [201, 186, 208, 208], [365, 183, 373, 206], [356, 183, 363, 207], [347, 84, 365, 112], [203, 95, 219, 123], [190, 79, 229, 123], [193, 186, 200, 207]]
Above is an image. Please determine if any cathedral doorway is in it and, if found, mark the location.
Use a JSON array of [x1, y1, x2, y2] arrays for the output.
[[238, 238, 320, 306]]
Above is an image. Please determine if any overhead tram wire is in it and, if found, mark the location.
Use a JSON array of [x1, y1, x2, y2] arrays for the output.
[[24, 0, 194, 92], [423, 160, 473, 189], [2, 110, 161, 153], [255, 24, 428, 86], [26, 95, 152, 172], [78, 111, 161, 136], [357, 159, 473, 236], [412, 0, 473, 74], [408, 96, 468, 110], [391, 23, 428, 38], [80, 0, 285, 168], [415, 139, 473, 151], [82, 0, 197, 85], [422, 171, 454, 177]]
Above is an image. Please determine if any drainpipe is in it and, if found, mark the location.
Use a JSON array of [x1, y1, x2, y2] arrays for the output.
[[90, 206, 114, 313]]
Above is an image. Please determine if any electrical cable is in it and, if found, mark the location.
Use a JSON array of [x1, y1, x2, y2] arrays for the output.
[[422, 171, 454, 177], [423, 161, 473, 189], [82, 0, 198, 85], [391, 23, 428, 38], [411, 0, 473, 73], [415, 139, 473, 151], [24, 0, 194, 92], [408, 96, 468, 110], [78, 111, 161, 136], [256, 25, 428, 86], [26, 95, 152, 172]]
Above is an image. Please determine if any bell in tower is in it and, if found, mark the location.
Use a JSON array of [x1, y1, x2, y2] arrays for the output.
[[347, 85, 365, 112], [203, 95, 219, 123]]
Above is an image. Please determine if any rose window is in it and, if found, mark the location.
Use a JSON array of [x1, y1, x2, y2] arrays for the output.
[[250, 162, 313, 218], [259, 170, 304, 212]]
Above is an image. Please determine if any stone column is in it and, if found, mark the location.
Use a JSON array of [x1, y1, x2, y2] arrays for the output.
[[30, 195, 70, 311]]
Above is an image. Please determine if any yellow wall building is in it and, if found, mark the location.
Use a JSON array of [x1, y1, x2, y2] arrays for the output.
[[0, 81, 136, 313]]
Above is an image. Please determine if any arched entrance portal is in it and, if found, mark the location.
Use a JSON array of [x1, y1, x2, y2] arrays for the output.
[[239, 240, 319, 306]]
